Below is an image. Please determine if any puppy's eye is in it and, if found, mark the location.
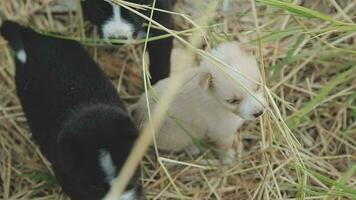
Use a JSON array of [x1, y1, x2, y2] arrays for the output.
[[226, 98, 241, 105]]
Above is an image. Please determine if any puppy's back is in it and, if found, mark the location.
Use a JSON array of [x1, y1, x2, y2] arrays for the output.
[[1, 21, 143, 200], [1, 21, 124, 156]]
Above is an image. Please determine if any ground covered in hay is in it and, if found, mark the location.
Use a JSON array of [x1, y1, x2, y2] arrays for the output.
[[0, 0, 355, 199]]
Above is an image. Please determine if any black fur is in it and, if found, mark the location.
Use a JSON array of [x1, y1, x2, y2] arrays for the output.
[[1, 21, 143, 200], [81, 0, 175, 84]]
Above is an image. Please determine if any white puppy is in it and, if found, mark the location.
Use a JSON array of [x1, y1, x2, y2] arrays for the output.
[[133, 42, 266, 164]]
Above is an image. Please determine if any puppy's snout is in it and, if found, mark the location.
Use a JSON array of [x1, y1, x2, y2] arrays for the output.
[[253, 110, 263, 118]]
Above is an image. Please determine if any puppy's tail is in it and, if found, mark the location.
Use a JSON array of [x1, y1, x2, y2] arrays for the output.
[[1, 20, 27, 63]]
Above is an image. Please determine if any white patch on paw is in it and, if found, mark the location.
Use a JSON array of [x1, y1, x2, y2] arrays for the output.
[[102, 2, 134, 39], [100, 150, 140, 200], [16, 49, 27, 63], [120, 188, 137, 200], [102, 187, 138, 200]]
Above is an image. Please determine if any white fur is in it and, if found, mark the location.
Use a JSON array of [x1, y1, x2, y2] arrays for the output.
[[100, 150, 140, 200], [133, 42, 267, 164], [16, 49, 27, 63], [102, 187, 138, 200], [200, 42, 267, 120], [99, 149, 116, 184], [102, 2, 134, 39], [239, 91, 266, 120], [120, 188, 137, 200]]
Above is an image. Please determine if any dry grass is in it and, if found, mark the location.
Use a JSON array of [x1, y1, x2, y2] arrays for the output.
[[0, 0, 355, 199]]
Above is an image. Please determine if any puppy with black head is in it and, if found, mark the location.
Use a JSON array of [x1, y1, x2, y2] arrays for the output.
[[0, 21, 143, 200], [81, 0, 175, 84]]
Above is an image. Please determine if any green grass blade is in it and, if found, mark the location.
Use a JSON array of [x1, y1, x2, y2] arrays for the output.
[[258, 0, 356, 26], [325, 164, 356, 200], [286, 63, 356, 129], [271, 34, 305, 79], [307, 169, 356, 199], [252, 28, 300, 44]]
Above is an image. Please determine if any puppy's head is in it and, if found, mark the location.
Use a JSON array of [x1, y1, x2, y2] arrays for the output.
[[199, 42, 266, 120], [81, 0, 147, 39], [57, 104, 142, 200]]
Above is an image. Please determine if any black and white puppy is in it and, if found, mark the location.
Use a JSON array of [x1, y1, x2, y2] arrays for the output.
[[81, 0, 175, 84], [1, 21, 143, 200]]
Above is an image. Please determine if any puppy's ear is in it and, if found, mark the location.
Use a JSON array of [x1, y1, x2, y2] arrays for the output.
[[199, 72, 213, 90]]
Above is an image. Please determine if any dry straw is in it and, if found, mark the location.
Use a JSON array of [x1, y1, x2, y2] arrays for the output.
[[0, 0, 355, 199]]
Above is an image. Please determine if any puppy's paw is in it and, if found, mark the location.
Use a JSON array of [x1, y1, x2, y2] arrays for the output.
[[219, 148, 236, 165], [187, 145, 201, 156]]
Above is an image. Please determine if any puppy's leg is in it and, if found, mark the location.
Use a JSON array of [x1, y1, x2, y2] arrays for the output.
[[147, 1, 174, 84], [147, 36, 173, 84], [214, 133, 236, 165], [187, 145, 201, 156], [207, 118, 238, 165]]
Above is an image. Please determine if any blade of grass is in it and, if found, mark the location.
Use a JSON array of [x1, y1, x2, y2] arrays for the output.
[[271, 34, 305, 79], [286, 63, 356, 129], [325, 164, 356, 200], [253, 28, 300, 44], [307, 169, 356, 199], [258, 0, 356, 26]]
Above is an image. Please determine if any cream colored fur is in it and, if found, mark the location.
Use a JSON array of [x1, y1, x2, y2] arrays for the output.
[[133, 42, 266, 164]]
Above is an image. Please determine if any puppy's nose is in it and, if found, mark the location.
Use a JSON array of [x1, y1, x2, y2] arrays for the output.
[[253, 111, 263, 118]]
